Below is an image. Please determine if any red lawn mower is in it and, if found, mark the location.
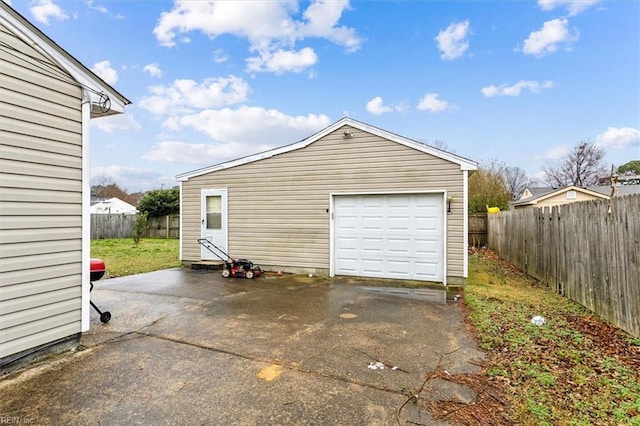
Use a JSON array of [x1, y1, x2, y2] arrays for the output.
[[197, 238, 262, 279]]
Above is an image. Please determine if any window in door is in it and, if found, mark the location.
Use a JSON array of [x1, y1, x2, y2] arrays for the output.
[[206, 196, 222, 229]]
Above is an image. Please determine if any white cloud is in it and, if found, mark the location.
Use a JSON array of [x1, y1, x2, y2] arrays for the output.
[[537, 0, 602, 16], [91, 113, 141, 133], [30, 0, 68, 24], [138, 76, 250, 115], [91, 60, 118, 85], [366, 97, 392, 115], [246, 47, 318, 74], [296, 0, 362, 53], [143, 63, 163, 78], [542, 145, 569, 160], [596, 127, 640, 149], [152, 0, 361, 74], [522, 18, 579, 57], [213, 49, 228, 64], [434, 20, 470, 60], [417, 93, 451, 113], [153, 1, 297, 47], [482, 80, 554, 97], [162, 106, 331, 145], [144, 140, 272, 165], [365, 96, 406, 116], [85, 0, 108, 14]]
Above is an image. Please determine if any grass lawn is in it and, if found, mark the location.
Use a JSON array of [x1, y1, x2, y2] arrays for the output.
[[91, 238, 181, 277], [464, 248, 640, 425]]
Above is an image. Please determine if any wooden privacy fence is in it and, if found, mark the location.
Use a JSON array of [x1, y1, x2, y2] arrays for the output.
[[145, 214, 180, 239], [91, 214, 179, 239], [487, 194, 639, 338], [468, 214, 488, 247], [91, 214, 135, 239]]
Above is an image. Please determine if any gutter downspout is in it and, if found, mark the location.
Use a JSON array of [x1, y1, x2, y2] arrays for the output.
[[81, 89, 91, 332]]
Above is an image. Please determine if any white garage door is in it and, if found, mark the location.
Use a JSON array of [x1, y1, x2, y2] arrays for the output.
[[334, 194, 444, 281]]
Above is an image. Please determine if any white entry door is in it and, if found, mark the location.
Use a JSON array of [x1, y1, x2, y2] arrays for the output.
[[333, 193, 445, 282], [201, 189, 227, 260]]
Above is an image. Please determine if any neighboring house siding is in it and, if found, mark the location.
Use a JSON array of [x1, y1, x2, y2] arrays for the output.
[[515, 190, 604, 209], [1, 23, 83, 359], [182, 125, 466, 279], [535, 191, 600, 208]]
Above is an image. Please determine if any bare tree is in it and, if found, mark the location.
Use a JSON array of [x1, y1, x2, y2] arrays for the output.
[[91, 174, 141, 205], [419, 139, 455, 153], [503, 165, 530, 200], [543, 140, 608, 187]]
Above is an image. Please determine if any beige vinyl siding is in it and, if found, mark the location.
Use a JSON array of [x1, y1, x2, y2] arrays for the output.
[[182, 125, 466, 279], [1, 22, 83, 359], [535, 191, 603, 208]]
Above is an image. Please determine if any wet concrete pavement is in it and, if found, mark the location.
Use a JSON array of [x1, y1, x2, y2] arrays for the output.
[[0, 268, 485, 425]]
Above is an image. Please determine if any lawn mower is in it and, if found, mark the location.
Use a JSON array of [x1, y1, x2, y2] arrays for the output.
[[197, 238, 262, 279], [89, 258, 112, 323]]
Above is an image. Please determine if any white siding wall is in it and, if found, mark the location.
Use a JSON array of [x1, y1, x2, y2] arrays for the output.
[[1, 22, 83, 359], [182, 125, 466, 280]]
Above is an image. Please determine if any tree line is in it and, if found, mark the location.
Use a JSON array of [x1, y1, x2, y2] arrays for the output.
[[92, 177, 179, 218], [469, 140, 638, 214]]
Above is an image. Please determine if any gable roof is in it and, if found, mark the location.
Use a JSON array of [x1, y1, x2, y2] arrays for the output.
[[1, 2, 131, 117], [520, 187, 555, 200], [513, 185, 610, 207], [177, 117, 478, 181]]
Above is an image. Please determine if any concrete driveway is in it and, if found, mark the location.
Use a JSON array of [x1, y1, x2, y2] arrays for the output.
[[1, 268, 484, 425]]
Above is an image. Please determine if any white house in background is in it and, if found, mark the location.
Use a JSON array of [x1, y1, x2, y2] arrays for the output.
[[90, 197, 137, 214], [1, 2, 130, 368]]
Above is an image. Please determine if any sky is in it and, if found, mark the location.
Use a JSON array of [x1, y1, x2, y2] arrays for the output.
[[6, 0, 640, 192]]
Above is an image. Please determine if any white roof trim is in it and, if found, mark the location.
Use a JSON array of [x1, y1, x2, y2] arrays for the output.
[[177, 117, 478, 181], [1, 2, 130, 117]]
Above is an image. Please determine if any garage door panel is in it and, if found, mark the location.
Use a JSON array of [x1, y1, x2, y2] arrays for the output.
[[336, 237, 358, 251], [334, 194, 444, 282], [415, 217, 439, 230], [336, 217, 359, 230], [363, 198, 384, 208], [388, 216, 411, 230], [415, 239, 439, 254], [362, 259, 384, 273], [387, 269, 411, 279], [362, 216, 384, 230], [337, 258, 358, 272], [388, 238, 410, 254]]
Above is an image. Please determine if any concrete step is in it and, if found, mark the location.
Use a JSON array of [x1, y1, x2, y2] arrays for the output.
[[190, 261, 224, 271]]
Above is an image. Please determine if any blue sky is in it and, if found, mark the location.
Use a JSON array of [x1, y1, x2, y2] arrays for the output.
[[8, 0, 640, 192]]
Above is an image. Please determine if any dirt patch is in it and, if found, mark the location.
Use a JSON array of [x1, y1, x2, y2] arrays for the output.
[[256, 364, 284, 382]]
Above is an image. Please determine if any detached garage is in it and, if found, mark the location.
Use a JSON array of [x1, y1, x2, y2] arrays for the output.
[[177, 118, 477, 285]]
